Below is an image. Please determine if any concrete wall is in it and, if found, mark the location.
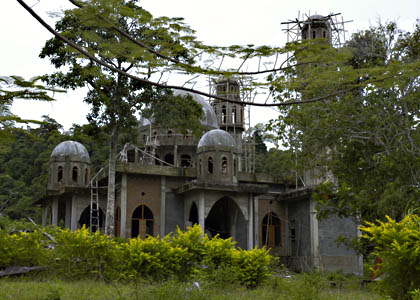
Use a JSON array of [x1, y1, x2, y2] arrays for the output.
[[165, 192, 184, 235], [318, 215, 362, 274]]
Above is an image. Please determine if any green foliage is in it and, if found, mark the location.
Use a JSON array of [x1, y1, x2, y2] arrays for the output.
[[269, 21, 420, 222], [360, 213, 420, 299], [0, 228, 51, 269], [232, 247, 271, 288], [52, 226, 120, 280]]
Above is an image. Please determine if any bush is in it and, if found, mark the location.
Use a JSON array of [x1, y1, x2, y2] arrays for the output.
[[360, 214, 420, 300]]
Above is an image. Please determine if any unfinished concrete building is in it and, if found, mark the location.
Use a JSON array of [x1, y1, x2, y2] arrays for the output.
[[39, 14, 362, 274]]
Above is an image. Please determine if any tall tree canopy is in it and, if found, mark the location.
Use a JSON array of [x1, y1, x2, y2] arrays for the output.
[[269, 22, 420, 221], [39, 0, 204, 234]]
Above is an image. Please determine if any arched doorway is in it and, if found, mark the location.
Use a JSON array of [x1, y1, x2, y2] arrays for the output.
[[79, 204, 104, 232], [205, 197, 246, 248], [131, 205, 153, 238], [262, 212, 281, 248], [188, 202, 198, 226]]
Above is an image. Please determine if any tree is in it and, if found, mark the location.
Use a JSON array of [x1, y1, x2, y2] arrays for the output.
[[39, 0, 204, 234], [270, 21, 420, 221]]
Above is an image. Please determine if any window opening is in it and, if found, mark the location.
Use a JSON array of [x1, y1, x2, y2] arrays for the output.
[[181, 154, 192, 168], [221, 156, 228, 174], [208, 157, 213, 174], [57, 166, 63, 182], [84, 168, 89, 185], [131, 205, 153, 238]]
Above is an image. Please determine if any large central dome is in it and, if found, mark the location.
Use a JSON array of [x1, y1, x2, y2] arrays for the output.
[[173, 90, 219, 130]]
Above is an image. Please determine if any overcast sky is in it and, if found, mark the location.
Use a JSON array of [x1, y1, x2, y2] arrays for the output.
[[2, 0, 419, 130]]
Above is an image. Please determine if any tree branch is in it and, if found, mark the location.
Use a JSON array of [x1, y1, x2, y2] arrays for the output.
[[17, 0, 358, 107]]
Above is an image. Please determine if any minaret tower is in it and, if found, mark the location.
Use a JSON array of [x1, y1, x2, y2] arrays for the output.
[[211, 76, 245, 149]]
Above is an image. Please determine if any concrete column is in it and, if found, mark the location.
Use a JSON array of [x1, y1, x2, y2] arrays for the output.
[[65, 198, 71, 229], [247, 193, 254, 250], [174, 144, 178, 167], [198, 192, 205, 234], [160, 176, 166, 238], [51, 198, 59, 226], [41, 206, 48, 226], [71, 196, 77, 230], [309, 200, 320, 268], [254, 196, 259, 247], [120, 173, 128, 238]]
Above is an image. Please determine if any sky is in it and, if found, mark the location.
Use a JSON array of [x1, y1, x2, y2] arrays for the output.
[[1, 0, 419, 130]]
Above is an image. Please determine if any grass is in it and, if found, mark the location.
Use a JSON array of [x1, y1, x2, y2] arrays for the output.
[[0, 272, 382, 300]]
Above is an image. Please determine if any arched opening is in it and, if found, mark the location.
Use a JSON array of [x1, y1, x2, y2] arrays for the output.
[[79, 204, 104, 232], [312, 30, 316, 39], [188, 202, 198, 226], [206, 197, 247, 248], [231, 106, 236, 123], [323, 31, 326, 38], [167, 130, 173, 138], [208, 156, 213, 174], [153, 131, 157, 139], [262, 212, 281, 248], [221, 106, 227, 123], [115, 206, 121, 236], [84, 168, 89, 185], [72, 166, 78, 183], [164, 153, 174, 165], [181, 154, 192, 168], [221, 156, 228, 175], [131, 205, 153, 238], [57, 166, 63, 182]]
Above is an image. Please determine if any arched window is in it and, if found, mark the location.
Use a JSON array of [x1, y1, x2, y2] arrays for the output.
[[57, 166, 63, 182], [233, 159, 237, 176], [84, 168, 89, 185], [188, 202, 198, 225], [153, 131, 157, 139], [167, 130, 173, 138], [208, 157, 213, 174], [221, 106, 227, 124], [231, 106, 236, 123], [164, 153, 174, 165], [131, 205, 153, 238], [262, 212, 281, 248], [198, 159, 202, 176], [221, 156, 228, 174], [72, 166, 78, 182], [181, 154, 192, 168]]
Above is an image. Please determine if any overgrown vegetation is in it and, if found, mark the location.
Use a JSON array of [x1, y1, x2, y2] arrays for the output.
[[360, 212, 420, 300]]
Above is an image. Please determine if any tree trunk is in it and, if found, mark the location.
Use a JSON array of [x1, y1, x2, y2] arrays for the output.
[[105, 125, 118, 236]]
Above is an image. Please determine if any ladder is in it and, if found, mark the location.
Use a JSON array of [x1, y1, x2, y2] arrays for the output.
[[90, 167, 104, 232]]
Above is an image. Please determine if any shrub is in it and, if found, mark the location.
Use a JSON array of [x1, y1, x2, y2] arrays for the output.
[[232, 247, 271, 288], [52, 226, 121, 280], [360, 214, 420, 300]]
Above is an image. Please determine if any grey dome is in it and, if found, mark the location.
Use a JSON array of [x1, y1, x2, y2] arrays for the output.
[[51, 141, 90, 163], [197, 129, 236, 150], [173, 90, 219, 130]]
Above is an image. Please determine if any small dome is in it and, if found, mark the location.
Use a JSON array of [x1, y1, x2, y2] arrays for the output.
[[173, 90, 219, 130], [197, 129, 236, 150], [51, 141, 90, 163]]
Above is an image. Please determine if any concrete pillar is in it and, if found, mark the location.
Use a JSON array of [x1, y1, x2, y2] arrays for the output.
[[198, 192, 205, 234], [309, 200, 320, 268], [160, 176, 166, 237], [71, 196, 77, 231], [254, 196, 259, 247], [65, 198, 71, 229], [174, 144, 178, 167], [51, 198, 59, 226], [120, 173, 127, 238], [41, 206, 48, 226], [247, 193, 254, 250]]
